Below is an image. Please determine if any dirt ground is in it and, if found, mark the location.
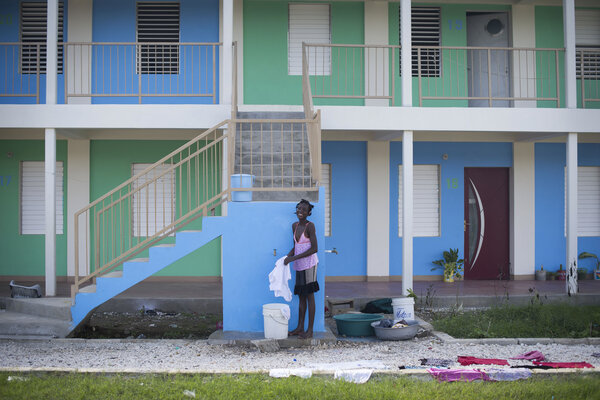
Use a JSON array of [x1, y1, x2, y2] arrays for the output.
[[75, 309, 222, 339]]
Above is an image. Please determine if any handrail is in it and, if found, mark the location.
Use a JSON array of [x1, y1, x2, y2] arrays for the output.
[[302, 42, 321, 185]]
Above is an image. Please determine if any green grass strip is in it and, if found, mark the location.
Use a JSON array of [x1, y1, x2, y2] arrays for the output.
[[1, 372, 599, 400], [432, 303, 600, 338]]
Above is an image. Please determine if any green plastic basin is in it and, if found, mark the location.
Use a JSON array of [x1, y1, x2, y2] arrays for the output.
[[333, 313, 384, 337]]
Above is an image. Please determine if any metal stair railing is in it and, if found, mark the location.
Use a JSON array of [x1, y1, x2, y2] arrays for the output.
[[72, 120, 230, 300]]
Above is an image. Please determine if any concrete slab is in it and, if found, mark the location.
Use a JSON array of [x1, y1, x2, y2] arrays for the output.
[[0, 311, 71, 338], [5, 298, 72, 321], [207, 328, 337, 347]]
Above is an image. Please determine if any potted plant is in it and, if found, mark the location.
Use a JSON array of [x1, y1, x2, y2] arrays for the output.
[[535, 265, 547, 281], [577, 267, 588, 281], [578, 252, 600, 280], [432, 248, 464, 283]]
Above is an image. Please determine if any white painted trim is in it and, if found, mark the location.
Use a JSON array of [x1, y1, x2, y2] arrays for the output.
[[367, 141, 390, 278], [233, 0, 244, 106], [67, 139, 90, 277], [45, 128, 57, 296], [400, 0, 412, 106], [46, 0, 58, 105], [566, 132, 578, 295], [364, 1, 389, 107], [511, 143, 535, 276], [563, 0, 577, 109], [402, 130, 413, 295], [67, 0, 92, 104], [222, 0, 233, 106]]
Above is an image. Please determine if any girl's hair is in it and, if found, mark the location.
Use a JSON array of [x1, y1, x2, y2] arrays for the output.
[[296, 199, 314, 212]]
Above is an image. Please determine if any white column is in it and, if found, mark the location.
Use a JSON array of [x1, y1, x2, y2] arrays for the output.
[[566, 133, 578, 295], [67, 0, 93, 104], [511, 143, 535, 278], [402, 131, 413, 295], [367, 141, 390, 280], [45, 129, 56, 296], [45, 0, 59, 296], [364, 1, 389, 107], [400, 0, 412, 107], [222, 0, 233, 106], [564, 0, 578, 295], [67, 140, 90, 277], [563, 0, 577, 109], [512, 5, 536, 108]]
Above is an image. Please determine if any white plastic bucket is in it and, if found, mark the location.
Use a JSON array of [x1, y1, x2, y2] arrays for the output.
[[262, 303, 290, 339], [392, 297, 415, 322], [231, 174, 254, 202]]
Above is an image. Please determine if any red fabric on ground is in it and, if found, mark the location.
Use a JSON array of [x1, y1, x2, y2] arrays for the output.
[[458, 356, 509, 366], [532, 361, 594, 369]]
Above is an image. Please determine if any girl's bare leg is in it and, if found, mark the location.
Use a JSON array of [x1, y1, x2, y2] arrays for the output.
[[289, 295, 307, 336], [299, 293, 315, 339]]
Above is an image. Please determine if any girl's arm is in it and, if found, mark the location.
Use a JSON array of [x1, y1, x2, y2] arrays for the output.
[[284, 223, 297, 265]]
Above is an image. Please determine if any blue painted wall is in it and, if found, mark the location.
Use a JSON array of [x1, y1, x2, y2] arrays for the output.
[[535, 143, 600, 273], [0, 0, 67, 104], [322, 141, 367, 277], [222, 190, 326, 333], [389, 142, 513, 278], [90, 0, 219, 104]]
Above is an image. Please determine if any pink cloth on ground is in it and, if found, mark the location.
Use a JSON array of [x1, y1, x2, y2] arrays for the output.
[[532, 361, 594, 369], [293, 222, 319, 271], [427, 368, 490, 382], [510, 351, 545, 362], [458, 356, 509, 366]]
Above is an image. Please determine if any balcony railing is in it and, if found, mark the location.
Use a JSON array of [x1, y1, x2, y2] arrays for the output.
[[304, 43, 599, 109]]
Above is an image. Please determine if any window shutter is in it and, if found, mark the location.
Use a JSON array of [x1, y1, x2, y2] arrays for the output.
[[132, 163, 175, 237], [321, 163, 331, 236], [564, 166, 600, 236], [20, 2, 64, 74], [398, 165, 440, 237], [575, 9, 600, 79], [21, 161, 64, 235], [136, 2, 180, 74], [288, 4, 331, 76], [400, 7, 441, 77]]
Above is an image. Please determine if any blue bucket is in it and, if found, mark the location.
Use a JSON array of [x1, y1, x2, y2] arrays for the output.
[[231, 174, 254, 201]]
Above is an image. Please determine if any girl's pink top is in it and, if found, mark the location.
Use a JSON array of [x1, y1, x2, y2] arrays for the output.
[[293, 222, 319, 271]]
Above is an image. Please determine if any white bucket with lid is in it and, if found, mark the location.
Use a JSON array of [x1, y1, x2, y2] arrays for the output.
[[262, 303, 290, 339], [392, 297, 415, 322]]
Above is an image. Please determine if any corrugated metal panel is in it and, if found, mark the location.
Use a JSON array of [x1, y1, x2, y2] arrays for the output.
[[288, 4, 330, 76], [321, 163, 331, 236], [576, 9, 600, 46], [132, 164, 175, 237], [136, 2, 180, 74], [21, 161, 63, 235], [564, 166, 600, 236], [398, 164, 440, 237], [20, 2, 64, 74]]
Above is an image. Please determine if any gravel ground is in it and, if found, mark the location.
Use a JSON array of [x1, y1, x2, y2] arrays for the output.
[[0, 337, 598, 373]]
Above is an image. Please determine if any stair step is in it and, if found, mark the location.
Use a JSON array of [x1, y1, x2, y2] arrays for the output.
[[0, 311, 71, 338], [79, 284, 97, 293], [4, 297, 72, 321], [101, 271, 123, 278], [129, 258, 150, 263]]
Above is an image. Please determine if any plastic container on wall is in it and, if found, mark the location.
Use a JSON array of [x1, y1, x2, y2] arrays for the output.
[[231, 174, 254, 201]]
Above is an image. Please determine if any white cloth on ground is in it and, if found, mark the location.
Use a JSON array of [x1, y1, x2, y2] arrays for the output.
[[269, 368, 312, 379], [268, 256, 292, 302], [334, 369, 373, 384]]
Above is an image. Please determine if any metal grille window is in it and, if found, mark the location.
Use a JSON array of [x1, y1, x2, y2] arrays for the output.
[[136, 2, 180, 74], [20, 2, 64, 74], [399, 7, 441, 77], [575, 9, 600, 79], [20, 161, 64, 235], [398, 165, 440, 237]]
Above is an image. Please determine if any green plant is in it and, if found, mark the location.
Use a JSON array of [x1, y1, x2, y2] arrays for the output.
[[578, 252, 600, 270], [431, 248, 464, 281], [406, 288, 417, 301]]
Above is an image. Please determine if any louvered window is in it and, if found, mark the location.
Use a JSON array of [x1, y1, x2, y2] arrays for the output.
[[136, 2, 180, 74], [132, 164, 175, 237], [20, 2, 64, 74], [321, 163, 331, 236], [564, 166, 600, 236], [399, 7, 441, 77], [398, 165, 440, 237], [20, 161, 64, 235], [575, 9, 600, 79], [288, 4, 331, 76]]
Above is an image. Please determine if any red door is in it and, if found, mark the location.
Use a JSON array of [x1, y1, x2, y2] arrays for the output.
[[464, 168, 510, 280]]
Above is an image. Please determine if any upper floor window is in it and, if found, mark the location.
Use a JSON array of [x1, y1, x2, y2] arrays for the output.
[[136, 1, 180, 74], [399, 7, 441, 77], [288, 3, 331, 76], [575, 9, 600, 79], [20, 1, 64, 74]]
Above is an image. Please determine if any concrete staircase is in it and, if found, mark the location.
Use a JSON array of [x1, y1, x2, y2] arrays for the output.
[[0, 297, 72, 338], [235, 112, 317, 202]]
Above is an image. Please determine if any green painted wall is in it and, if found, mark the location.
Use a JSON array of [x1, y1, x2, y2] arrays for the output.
[[243, 0, 364, 105], [535, 6, 565, 108], [90, 140, 221, 277], [389, 3, 509, 107], [0, 140, 68, 276]]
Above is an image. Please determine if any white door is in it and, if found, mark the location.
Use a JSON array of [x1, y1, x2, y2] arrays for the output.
[[467, 12, 511, 107]]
